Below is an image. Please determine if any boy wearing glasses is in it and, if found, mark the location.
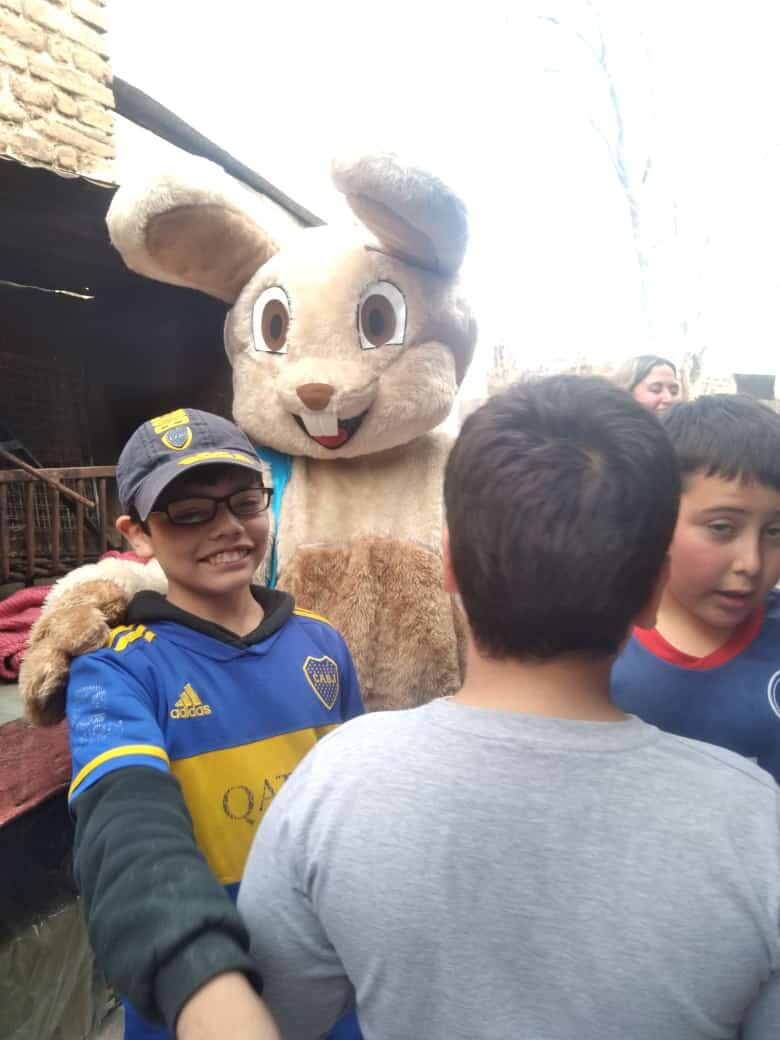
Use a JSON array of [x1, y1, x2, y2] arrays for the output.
[[65, 408, 363, 1040]]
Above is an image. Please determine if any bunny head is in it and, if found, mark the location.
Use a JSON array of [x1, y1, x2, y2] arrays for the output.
[[107, 153, 477, 459]]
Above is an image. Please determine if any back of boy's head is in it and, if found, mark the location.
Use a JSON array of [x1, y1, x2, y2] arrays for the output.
[[661, 394, 780, 491], [444, 375, 680, 660]]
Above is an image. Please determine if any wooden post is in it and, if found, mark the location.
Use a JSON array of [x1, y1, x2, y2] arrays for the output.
[[98, 478, 108, 555], [75, 479, 85, 566], [0, 484, 9, 583], [0, 446, 94, 508], [50, 485, 61, 575], [25, 482, 36, 584]]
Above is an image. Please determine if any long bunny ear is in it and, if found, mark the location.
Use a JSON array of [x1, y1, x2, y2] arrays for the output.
[[332, 153, 469, 275], [107, 154, 280, 304]]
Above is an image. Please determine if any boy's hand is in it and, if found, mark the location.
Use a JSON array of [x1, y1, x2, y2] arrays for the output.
[[176, 972, 281, 1040], [20, 579, 130, 726]]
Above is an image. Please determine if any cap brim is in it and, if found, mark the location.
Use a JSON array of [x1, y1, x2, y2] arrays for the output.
[[132, 453, 265, 521]]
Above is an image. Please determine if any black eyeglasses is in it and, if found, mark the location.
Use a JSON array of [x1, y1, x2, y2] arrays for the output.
[[154, 487, 273, 526]]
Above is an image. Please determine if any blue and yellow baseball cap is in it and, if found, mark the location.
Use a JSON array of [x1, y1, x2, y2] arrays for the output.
[[117, 408, 264, 520]]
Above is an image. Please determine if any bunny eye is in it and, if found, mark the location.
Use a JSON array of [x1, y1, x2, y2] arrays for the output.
[[252, 286, 290, 355], [357, 281, 406, 350]]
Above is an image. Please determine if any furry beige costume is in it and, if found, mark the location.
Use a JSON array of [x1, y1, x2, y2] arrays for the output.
[[20, 152, 477, 722]]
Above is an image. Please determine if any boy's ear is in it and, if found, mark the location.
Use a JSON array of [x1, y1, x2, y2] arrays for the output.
[[441, 526, 459, 595], [633, 557, 670, 631], [115, 515, 155, 561]]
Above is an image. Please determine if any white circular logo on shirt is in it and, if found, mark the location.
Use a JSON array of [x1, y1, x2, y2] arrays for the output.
[[768, 670, 780, 721]]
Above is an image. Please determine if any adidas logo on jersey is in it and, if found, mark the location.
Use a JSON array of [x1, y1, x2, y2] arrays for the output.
[[170, 683, 212, 719]]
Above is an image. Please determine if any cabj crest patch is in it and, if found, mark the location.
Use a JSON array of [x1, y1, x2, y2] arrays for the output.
[[162, 426, 193, 450], [769, 670, 780, 721], [303, 655, 340, 710]]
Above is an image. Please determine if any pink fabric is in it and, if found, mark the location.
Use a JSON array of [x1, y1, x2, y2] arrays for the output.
[[0, 585, 49, 681], [98, 551, 147, 563], [0, 551, 149, 680]]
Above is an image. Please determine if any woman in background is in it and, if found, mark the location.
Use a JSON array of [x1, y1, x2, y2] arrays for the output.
[[613, 355, 681, 415]]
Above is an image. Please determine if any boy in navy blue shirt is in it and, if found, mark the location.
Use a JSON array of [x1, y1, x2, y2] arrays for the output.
[[612, 394, 780, 780], [65, 408, 363, 1040]]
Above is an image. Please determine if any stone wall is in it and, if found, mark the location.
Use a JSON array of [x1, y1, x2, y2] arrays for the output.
[[0, 0, 114, 181]]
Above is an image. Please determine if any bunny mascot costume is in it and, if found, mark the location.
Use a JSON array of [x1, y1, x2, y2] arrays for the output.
[[21, 152, 477, 722]]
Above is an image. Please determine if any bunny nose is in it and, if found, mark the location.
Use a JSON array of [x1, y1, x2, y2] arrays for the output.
[[296, 383, 334, 411]]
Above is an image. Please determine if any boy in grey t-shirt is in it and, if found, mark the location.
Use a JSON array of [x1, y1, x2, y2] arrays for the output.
[[238, 376, 780, 1040]]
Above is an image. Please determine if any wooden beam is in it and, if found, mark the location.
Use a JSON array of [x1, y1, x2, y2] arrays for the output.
[[0, 448, 95, 508], [114, 78, 324, 229]]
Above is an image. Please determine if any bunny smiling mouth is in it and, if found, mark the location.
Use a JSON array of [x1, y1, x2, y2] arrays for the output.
[[293, 410, 368, 450]]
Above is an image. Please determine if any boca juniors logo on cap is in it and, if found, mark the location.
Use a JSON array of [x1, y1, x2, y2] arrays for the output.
[[768, 670, 780, 721], [151, 408, 193, 451], [303, 655, 340, 710], [162, 425, 193, 450]]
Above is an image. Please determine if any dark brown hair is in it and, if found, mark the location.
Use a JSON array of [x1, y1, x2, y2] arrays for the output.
[[662, 394, 780, 491], [444, 375, 680, 660]]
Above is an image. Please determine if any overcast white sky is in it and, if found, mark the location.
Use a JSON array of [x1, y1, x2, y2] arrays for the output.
[[108, 1, 780, 393]]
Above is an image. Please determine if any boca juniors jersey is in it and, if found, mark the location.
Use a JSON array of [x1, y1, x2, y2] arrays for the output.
[[66, 588, 364, 1040], [612, 588, 780, 783], [67, 588, 363, 889]]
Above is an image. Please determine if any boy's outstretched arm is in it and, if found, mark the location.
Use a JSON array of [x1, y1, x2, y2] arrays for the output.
[[73, 766, 264, 1033], [176, 973, 280, 1040]]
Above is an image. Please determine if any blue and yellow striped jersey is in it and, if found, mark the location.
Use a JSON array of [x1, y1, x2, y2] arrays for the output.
[[66, 588, 364, 887]]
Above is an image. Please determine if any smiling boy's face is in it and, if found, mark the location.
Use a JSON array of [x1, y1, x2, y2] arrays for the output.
[[665, 472, 780, 637], [124, 467, 270, 615]]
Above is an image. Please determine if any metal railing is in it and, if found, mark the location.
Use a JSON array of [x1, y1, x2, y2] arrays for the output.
[[0, 466, 117, 585]]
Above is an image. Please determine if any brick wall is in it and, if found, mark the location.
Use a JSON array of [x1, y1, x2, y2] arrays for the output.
[[0, 0, 114, 181]]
